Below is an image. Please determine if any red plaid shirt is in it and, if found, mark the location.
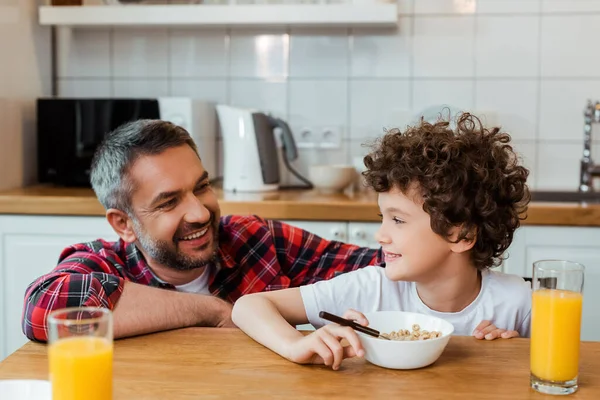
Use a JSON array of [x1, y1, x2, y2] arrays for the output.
[[23, 215, 381, 342]]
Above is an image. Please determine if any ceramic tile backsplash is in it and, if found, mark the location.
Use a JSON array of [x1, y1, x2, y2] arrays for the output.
[[475, 15, 539, 77], [289, 28, 349, 78], [288, 79, 348, 129], [56, 1, 600, 189], [412, 80, 475, 116], [58, 29, 110, 78], [541, 15, 600, 78], [169, 29, 228, 78], [230, 79, 288, 118], [58, 79, 111, 97], [542, 0, 600, 13], [475, 80, 538, 141], [229, 29, 288, 78], [537, 142, 583, 190], [112, 29, 169, 78], [349, 79, 411, 140], [169, 79, 228, 104], [476, 0, 540, 14], [538, 80, 600, 142], [412, 16, 475, 77], [112, 79, 170, 98], [351, 18, 412, 78]]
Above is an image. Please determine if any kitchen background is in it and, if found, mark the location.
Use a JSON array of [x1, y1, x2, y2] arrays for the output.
[[5, 0, 600, 191]]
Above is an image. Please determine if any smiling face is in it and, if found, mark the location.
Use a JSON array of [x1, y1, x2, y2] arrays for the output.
[[126, 144, 221, 271], [375, 186, 459, 283]]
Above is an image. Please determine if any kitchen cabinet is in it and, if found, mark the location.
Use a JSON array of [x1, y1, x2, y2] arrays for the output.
[[503, 226, 600, 341], [2, 215, 599, 362], [0, 215, 117, 361]]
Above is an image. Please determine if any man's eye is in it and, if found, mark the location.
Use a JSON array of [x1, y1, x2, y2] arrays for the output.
[[194, 183, 210, 193], [159, 199, 177, 209]]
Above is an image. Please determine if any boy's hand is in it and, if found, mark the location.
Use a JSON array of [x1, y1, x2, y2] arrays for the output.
[[287, 325, 365, 370], [473, 320, 519, 340], [342, 309, 370, 326]]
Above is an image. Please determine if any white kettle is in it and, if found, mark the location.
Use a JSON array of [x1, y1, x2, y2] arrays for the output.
[[216, 104, 303, 193]]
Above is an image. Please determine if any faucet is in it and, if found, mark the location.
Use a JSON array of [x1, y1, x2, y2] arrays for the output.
[[579, 100, 600, 192]]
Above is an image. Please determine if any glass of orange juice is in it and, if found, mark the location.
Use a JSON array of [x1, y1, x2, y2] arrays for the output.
[[530, 260, 585, 395], [47, 307, 113, 400]]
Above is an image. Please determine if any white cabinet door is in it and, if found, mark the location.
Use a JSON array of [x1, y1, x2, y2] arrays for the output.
[[347, 222, 381, 248], [279, 220, 348, 243], [503, 226, 600, 341], [0, 215, 117, 361]]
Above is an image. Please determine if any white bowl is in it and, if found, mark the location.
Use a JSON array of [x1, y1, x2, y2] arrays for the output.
[[357, 311, 454, 370], [308, 165, 356, 193], [0, 380, 51, 400]]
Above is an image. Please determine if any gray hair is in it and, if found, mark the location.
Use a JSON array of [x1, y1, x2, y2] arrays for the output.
[[90, 119, 199, 213]]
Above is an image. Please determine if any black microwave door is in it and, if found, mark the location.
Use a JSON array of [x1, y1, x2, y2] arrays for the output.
[[37, 98, 160, 187]]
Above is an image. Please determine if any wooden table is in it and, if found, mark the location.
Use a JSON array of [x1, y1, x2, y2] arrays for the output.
[[1, 328, 599, 399]]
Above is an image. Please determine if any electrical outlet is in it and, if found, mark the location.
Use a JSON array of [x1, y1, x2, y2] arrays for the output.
[[295, 127, 317, 149], [318, 126, 342, 149]]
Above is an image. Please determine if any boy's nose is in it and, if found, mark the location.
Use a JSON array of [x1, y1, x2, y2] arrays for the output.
[[374, 226, 392, 245]]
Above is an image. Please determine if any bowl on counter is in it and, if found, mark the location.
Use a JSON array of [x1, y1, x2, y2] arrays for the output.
[[308, 165, 356, 194], [357, 311, 454, 370]]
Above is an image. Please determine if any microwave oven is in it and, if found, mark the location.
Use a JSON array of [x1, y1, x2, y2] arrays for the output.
[[37, 97, 218, 187]]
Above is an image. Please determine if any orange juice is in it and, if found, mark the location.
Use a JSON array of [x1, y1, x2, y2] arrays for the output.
[[531, 289, 583, 382], [49, 336, 113, 400]]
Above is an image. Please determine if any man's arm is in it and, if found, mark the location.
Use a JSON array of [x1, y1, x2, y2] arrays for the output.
[[22, 244, 232, 342], [267, 219, 381, 285], [112, 281, 233, 338]]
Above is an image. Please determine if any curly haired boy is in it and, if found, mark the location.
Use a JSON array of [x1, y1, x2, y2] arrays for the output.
[[232, 113, 532, 370]]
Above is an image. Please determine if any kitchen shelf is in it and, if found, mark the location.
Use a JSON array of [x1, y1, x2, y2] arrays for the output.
[[38, 4, 398, 28]]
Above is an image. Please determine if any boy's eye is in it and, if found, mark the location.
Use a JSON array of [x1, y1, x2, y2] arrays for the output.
[[377, 213, 383, 220], [393, 217, 405, 224]]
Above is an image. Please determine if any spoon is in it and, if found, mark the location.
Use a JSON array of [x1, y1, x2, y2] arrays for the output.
[[319, 311, 390, 340]]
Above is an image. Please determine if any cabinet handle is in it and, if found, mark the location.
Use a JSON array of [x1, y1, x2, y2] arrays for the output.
[[330, 228, 346, 241], [351, 229, 366, 240]]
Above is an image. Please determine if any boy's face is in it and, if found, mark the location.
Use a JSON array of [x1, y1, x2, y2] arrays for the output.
[[375, 186, 460, 282]]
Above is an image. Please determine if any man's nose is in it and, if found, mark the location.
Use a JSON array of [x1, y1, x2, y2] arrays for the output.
[[182, 193, 211, 224]]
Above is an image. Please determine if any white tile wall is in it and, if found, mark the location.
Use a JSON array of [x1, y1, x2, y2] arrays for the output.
[[289, 28, 349, 78], [56, 0, 600, 190], [412, 16, 475, 78], [475, 16, 539, 77], [351, 20, 412, 78]]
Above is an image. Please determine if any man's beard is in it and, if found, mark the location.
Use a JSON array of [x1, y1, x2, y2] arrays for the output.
[[132, 215, 219, 272]]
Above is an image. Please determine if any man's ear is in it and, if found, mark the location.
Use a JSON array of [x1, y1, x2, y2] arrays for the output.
[[448, 225, 477, 254], [106, 209, 137, 244]]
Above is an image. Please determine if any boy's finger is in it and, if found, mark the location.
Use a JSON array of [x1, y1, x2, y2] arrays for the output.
[[473, 320, 492, 335], [312, 339, 333, 367], [501, 330, 519, 339], [320, 331, 345, 370], [342, 309, 369, 326], [334, 326, 365, 358], [485, 329, 505, 340], [479, 324, 498, 337]]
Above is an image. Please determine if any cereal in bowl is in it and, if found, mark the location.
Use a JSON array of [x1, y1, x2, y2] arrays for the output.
[[381, 324, 442, 341]]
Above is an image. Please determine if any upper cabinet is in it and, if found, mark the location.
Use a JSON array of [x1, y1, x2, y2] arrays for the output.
[[38, 4, 399, 28]]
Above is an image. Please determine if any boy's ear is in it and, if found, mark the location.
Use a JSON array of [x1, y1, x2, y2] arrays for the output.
[[448, 226, 477, 254]]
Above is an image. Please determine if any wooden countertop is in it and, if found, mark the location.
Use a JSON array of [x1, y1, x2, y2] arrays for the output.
[[1, 328, 599, 399], [1, 185, 600, 226]]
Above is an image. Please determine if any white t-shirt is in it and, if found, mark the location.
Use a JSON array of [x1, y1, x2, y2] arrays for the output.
[[299, 266, 532, 337], [175, 265, 212, 295]]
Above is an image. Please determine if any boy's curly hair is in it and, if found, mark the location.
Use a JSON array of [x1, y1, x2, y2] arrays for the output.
[[363, 113, 531, 270]]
